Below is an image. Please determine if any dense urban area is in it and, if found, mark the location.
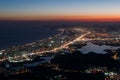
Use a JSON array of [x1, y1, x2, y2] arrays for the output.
[[1, 24, 120, 80]]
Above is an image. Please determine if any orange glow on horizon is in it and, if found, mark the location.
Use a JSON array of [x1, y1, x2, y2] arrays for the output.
[[1, 14, 120, 21]]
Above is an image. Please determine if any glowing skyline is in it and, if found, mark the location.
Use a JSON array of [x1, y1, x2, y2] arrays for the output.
[[1, 0, 120, 21]]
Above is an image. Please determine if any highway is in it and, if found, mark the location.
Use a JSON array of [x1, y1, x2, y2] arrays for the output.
[[36, 31, 91, 54]]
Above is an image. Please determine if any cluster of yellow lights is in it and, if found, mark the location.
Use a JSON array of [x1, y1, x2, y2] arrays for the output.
[[35, 32, 91, 54]]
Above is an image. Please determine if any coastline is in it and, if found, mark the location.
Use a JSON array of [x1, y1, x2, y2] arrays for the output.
[[0, 28, 61, 50]]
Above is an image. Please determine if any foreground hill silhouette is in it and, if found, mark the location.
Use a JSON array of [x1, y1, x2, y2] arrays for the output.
[[0, 51, 120, 80], [51, 51, 120, 71]]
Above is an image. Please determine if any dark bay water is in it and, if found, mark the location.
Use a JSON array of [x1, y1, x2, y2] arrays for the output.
[[0, 21, 59, 50]]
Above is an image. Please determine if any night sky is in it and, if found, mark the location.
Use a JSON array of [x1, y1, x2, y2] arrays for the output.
[[0, 0, 120, 21]]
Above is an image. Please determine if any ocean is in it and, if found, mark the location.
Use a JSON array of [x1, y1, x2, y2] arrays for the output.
[[0, 21, 60, 50]]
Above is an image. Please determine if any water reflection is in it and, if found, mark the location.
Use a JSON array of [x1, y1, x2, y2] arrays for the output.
[[78, 42, 120, 54]]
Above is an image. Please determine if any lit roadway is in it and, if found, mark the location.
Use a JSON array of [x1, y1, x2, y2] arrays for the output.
[[55, 29, 64, 37], [35, 31, 91, 54]]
